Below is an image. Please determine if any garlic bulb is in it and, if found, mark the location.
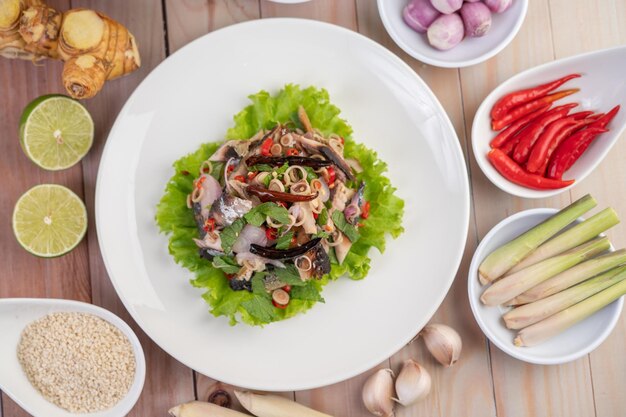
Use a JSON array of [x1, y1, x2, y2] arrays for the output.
[[420, 324, 462, 367], [362, 368, 395, 417], [393, 360, 431, 406]]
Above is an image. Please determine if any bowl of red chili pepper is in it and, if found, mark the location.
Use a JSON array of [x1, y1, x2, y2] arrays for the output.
[[472, 46, 626, 198]]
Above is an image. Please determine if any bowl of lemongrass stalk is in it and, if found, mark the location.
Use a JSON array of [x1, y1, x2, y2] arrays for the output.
[[468, 194, 625, 365]]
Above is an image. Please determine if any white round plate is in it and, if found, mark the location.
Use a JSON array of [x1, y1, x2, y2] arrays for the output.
[[96, 19, 469, 390], [377, 0, 528, 68], [468, 208, 623, 365]]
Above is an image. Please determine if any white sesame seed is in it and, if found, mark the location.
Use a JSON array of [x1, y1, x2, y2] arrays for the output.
[[17, 312, 136, 413]]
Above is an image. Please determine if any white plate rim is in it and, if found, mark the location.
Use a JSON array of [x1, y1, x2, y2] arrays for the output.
[[95, 18, 471, 390], [467, 207, 624, 365]]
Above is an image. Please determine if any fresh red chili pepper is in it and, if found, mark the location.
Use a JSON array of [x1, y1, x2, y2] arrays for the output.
[[490, 104, 551, 149], [492, 89, 579, 131], [283, 285, 292, 293], [225, 273, 235, 280], [272, 300, 288, 309], [488, 148, 574, 190], [361, 201, 371, 219], [313, 212, 319, 219], [546, 127, 609, 179], [529, 116, 597, 175], [526, 114, 590, 174], [260, 138, 273, 156], [327, 166, 336, 185], [491, 74, 581, 122], [227, 164, 235, 173], [500, 134, 522, 156], [247, 171, 257, 181], [234, 175, 246, 183], [589, 105, 620, 129], [202, 218, 216, 233], [512, 103, 578, 164], [195, 175, 207, 189], [286, 148, 300, 156], [265, 227, 278, 240], [339, 137, 345, 144], [202, 166, 211, 173]]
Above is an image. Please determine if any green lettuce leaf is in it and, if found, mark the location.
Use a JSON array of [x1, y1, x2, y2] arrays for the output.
[[156, 85, 404, 326]]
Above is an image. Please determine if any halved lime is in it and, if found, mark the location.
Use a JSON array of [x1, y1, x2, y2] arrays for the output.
[[12, 184, 88, 257], [19, 94, 94, 171]]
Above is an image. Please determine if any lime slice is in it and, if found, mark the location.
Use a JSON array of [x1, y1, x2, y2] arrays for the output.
[[19, 94, 94, 171], [13, 184, 88, 257]]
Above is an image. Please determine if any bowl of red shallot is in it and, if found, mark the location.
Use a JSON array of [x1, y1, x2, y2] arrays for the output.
[[377, 0, 528, 68]]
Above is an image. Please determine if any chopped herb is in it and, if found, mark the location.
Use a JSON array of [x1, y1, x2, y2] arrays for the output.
[[317, 207, 329, 225], [273, 265, 307, 286], [332, 210, 360, 243], [275, 231, 294, 250], [249, 164, 274, 172], [220, 218, 246, 254], [276, 163, 290, 175], [251, 273, 270, 299], [212, 256, 240, 274], [245, 202, 290, 226], [291, 283, 325, 302], [261, 174, 272, 187], [314, 230, 330, 239], [304, 167, 317, 181], [241, 295, 278, 322]]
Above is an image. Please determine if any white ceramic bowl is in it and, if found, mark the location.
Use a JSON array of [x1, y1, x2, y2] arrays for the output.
[[0, 298, 146, 417], [473, 46, 626, 199], [377, 0, 528, 68], [468, 208, 623, 365]]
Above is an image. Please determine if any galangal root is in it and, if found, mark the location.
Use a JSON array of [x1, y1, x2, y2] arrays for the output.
[[0, 0, 140, 99]]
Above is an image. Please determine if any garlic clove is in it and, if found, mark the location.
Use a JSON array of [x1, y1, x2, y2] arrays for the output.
[[420, 323, 462, 367], [393, 359, 431, 406], [362, 368, 395, 417]]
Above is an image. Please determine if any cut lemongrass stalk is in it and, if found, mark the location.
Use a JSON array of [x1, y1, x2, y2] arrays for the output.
[[480, 236, 609, 306], [514, 278, 626, 347], [504, 265, 626, 329], [169, 401, 253, 417], [508, 249, 626, 305], [478, 194, 596, 285], [234, 390, 332, 417], [507, 208, 620, 274]]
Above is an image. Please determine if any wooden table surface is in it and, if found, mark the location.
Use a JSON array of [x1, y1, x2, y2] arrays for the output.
[[1, 1, 625, 416]]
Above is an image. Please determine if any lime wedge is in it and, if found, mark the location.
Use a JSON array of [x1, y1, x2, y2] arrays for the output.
[[13, 184, 88, 257], [19, 94, 94, 171]]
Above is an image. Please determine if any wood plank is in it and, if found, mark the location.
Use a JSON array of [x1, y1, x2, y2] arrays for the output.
[[165, 0, 261, 54], [0, 1, 88, 415], [163, 0, 264, 405], [459, 1, 597, 416], [353, 1, 497, 416], [259, 0, 356, 26], [549, 1, 626, 416], [74, 0, 196, 415]]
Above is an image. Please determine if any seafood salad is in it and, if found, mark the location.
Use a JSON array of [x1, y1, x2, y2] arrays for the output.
[[157, 85, 404, 325], [190, 106, 367, 300]]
